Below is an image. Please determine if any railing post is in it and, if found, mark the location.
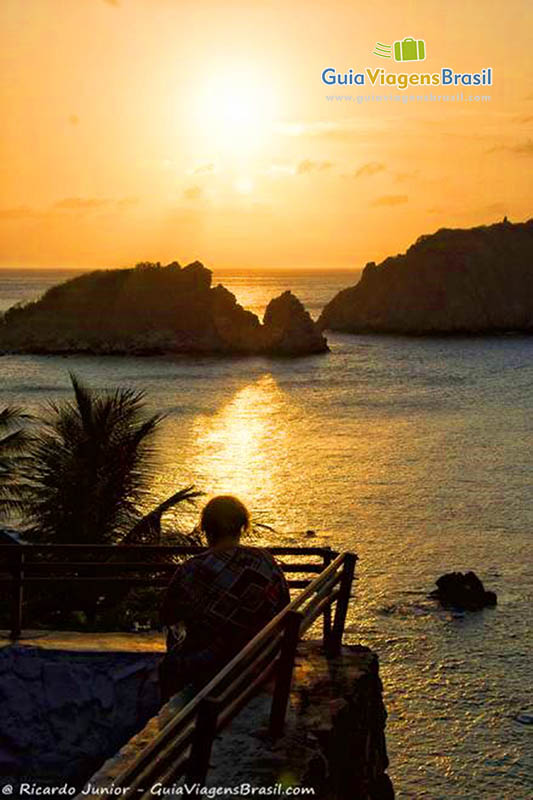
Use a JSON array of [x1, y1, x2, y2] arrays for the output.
[[269, 610, 302, 739], [327, 552, 356, 657], [322, 547, 333, 645], [10, 549, 24, 641], [186, 696, 220, 784]]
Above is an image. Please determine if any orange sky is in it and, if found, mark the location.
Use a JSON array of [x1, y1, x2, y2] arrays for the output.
[[0, 0, 532, 270]]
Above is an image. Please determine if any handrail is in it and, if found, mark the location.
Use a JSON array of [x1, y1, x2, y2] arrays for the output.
[[0, 544, 334, 554], [0, 544, 339, 640], [87, 551, 357, 797]]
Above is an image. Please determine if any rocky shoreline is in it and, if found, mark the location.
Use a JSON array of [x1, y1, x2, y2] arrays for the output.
[[319, 219, 533, 335], [0, 261, 328, 358], [2, 218, 533, 355]]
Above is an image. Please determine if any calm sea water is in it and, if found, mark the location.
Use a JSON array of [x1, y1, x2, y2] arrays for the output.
[[1, 268, 532, 799]]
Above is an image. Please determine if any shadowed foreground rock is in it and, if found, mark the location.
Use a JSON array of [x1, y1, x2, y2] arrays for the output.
[[431, 571, 497, 610], [0, 261, 327, 357], [0, 643, 160, 788], [84, 641, 394, 800], [319, 218, 533, 335]]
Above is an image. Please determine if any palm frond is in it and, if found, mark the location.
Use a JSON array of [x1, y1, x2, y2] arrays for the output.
[[0, 405, 31, 521], [124, 486, 203, 544], [20, 373, 196, 547]]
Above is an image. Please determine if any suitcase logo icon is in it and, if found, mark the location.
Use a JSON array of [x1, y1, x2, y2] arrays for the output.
[[393, 37, 426, 62]]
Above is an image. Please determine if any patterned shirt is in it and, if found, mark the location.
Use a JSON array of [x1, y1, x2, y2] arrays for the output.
[[160, 545, 290, 685]]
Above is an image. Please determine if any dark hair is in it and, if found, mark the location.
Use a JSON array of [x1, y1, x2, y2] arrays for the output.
[[200, 495, 250, 544]]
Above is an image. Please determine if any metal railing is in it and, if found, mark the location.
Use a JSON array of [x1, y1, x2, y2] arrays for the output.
[[0, 543, 340, 640]]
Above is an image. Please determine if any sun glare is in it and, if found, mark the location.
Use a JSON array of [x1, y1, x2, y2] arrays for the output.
[[194, 66, 276, 157], [235, 176, 254, 194]]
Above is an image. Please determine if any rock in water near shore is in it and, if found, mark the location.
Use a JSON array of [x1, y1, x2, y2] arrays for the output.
[[263, 290, 329, 355], [319, 218, 533, 334], [0, 261, 328, 357], [431, 571, 497, 610]]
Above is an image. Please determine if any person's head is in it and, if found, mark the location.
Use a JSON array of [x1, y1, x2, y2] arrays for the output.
[[200, 495, 250, 548]]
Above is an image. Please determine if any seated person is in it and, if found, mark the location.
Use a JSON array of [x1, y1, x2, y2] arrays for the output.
[[159, 495, 290, 702]]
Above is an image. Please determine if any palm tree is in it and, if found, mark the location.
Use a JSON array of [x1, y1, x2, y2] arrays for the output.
[[0, 406, 31, 522], [19, 374, 201, 626], [22, 373, 195, 544]]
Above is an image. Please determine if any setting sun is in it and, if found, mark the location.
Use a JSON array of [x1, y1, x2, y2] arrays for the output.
[[193, 66, 277, 157]]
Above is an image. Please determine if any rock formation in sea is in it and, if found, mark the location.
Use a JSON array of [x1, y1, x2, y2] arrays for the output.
[[319, 218, 533, 334], [431, 571, 497, 610], [263, 290, 328, 356], [0, 261, 328, 357]]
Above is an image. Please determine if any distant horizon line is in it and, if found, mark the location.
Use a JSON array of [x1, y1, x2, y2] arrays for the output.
[[0, 265, 362, 274]]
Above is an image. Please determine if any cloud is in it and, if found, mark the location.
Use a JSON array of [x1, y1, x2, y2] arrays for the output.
[[508, 139, 533, 155], [116, 196, 139, 209], [296, 159, 333, 174], [55, 197, 109, 210], [275, 120, 377, 140], [183, 185, 203, 200], [488, 139, 533, 156], [1, 197, 137, 222], [103, 0, 119, 6], [193, 163, 215, 174], [354, 161, 385, 179], [372, 195, 408, 207], [266, 163, 295, 177], [0, 206, 41, 220], [394, 170, 418, 183]]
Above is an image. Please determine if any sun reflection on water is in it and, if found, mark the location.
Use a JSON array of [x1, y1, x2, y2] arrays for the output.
[[190, 374, 287, 520]]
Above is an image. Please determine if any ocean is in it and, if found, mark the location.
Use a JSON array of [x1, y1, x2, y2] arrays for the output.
[[1, 268, 532, 799]]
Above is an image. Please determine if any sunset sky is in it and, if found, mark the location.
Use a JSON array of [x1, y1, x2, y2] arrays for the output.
[[1, 0, 531, 270]]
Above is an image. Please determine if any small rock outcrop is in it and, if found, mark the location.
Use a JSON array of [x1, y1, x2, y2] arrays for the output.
[[431, 571, 497, 610], [319, 218, 533, 334], [263, 290, 329, 355], [0, 262, 328, 357]]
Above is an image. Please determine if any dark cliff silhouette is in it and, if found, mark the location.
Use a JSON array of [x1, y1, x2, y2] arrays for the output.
[[0, 261, 328, 356], [319, 218, 533, 334]]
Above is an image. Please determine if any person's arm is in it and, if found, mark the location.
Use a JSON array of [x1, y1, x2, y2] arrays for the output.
[[160, 562, 189, 626], [278, 569, 291, 609], [268, 555, 291, 612]]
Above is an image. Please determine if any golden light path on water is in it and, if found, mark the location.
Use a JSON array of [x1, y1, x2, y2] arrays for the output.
[[190, 374, 287, 509]]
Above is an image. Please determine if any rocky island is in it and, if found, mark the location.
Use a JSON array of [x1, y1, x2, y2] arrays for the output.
[[319, 218, 533, 335], [0, 261, 328, 357]]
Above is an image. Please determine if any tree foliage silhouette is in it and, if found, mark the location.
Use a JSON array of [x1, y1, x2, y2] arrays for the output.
[[23, 374, 170, 544], [0, 406, 30, 521]]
